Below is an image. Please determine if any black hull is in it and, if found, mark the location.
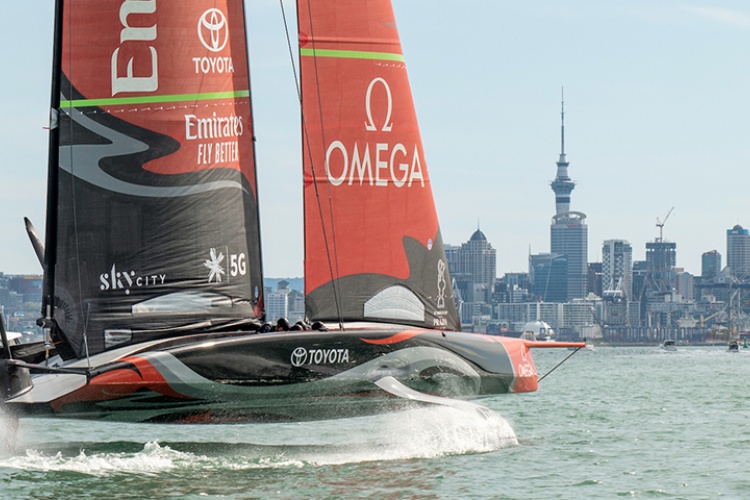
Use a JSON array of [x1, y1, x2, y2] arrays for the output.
[[3, 327, 541, 423]]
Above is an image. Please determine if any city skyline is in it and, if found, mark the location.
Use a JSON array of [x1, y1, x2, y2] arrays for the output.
[[2, 1, 750, 279]]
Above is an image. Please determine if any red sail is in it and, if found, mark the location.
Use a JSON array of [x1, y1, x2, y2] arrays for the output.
[[299, 0, 460, 330], [51, 0, 263, 358]]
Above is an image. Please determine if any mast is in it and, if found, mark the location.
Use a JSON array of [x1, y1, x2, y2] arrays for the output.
[[40, 0, 65, 343], [240, 0, 266, 320]]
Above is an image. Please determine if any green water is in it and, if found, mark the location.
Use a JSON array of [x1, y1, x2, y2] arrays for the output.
[[1, 346, 748, 499]]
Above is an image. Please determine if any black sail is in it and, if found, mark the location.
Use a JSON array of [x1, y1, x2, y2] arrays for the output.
[[45, 0, 263, 358]]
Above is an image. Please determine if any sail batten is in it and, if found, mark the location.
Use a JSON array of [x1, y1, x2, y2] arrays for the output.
[[299, 48, 404, 62], [61, 90, 251, 109]]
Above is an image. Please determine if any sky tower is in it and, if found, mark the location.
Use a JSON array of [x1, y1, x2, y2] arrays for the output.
[[551, 91, 576, 215], [549, 89, 588, 300]]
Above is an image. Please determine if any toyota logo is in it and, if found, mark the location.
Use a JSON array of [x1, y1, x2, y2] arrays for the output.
[[198, 8, 229, 52], [291, 347, 308, 367]]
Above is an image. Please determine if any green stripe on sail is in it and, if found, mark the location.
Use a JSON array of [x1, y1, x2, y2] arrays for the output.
[[60, 90, 251, 109], [300, 48, 404, 62]]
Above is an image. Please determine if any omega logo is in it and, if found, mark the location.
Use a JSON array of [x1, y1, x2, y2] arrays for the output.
[[325, 77, 425, 189], [364, 77, 393, 132]]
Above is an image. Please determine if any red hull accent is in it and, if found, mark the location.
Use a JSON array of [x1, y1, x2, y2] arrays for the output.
[[51, 356, 190, 412], [359, 330, 424, 345]]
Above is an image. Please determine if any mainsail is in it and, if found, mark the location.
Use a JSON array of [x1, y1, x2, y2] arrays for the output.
[[299, 0, 460, 331], [44, 0, 263, 358]]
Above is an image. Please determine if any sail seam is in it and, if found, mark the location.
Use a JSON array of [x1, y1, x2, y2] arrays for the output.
[[300, 48, 404, 62], [60, 90, 251, 109]]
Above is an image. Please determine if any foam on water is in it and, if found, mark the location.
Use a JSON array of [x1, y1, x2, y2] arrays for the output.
[[0, 442, 192, 476], [271, 405, 518, 466], [1, 406, 517, 474]]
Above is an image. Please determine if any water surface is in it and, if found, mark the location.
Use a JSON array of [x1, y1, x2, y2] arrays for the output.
[[2, 346, 747, 498]]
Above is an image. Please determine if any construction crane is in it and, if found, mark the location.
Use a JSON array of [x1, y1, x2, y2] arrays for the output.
[[656, 207, 674, 242]]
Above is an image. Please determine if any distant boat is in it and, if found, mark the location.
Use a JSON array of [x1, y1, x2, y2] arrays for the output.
[[660, 339, 677, 352], [728, 340, 740, 353]]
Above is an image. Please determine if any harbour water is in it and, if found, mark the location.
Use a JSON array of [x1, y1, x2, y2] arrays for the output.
[[1, 346, 748, 499]]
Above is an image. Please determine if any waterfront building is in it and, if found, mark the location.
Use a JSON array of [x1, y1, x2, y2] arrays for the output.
[[597, 299, 641, 328], [494, 299, 596, 339], [727, 225, 750, 279], [444, 244, 460, 278], [462, 228, 497, 293], [675, 270, 694, 302], [495, 273, 531, 303], [632, 260, 648, 302], [288, 290, 306, 323], [549, 93, 588, 300], [449, 228, 496, 303], [529, 253, 567, 302], [265, 280, 292, 322], [499, 272, 530, 292], [551, 214, 588, 300], [701, 250, 722, 279], [0, 274, 43, 334], [645, 240, 677, 294], [602, 239, 633, 300], [587, 262, 603, 298]]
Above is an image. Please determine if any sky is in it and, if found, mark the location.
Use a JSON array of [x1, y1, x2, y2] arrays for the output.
[[2, 1, 750, 280]]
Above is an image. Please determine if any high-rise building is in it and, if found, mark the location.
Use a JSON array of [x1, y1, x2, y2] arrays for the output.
[[701, 250, 722, 279], [675, 271, 694, 302], [549, 92, 588, 300], [631, 260, 648, 303], [727, 225, 750, 279], [645, 241, 677, 294], [529, 253, 568, 302], [265, 290, 289, 322], [448, 229, 496, 303], [444, 244, 460, 278], [265, 280, 292, 322], [551, 219, 587, 300], [495, 273, 531, 304], [587, 262, 603, 298], [602, 239, 633, 300]]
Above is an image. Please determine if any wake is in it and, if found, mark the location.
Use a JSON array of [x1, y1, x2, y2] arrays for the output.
[[0, 406, 517, 474]]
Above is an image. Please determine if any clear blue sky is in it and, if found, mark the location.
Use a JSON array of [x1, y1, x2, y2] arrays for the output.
[[2, 1, 749, 280]]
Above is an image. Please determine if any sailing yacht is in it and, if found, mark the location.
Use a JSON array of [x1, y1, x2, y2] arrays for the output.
[[0, 0, 583, 424]]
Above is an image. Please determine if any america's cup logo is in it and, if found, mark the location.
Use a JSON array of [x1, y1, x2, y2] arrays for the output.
[[198, 8, 229, 52]]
